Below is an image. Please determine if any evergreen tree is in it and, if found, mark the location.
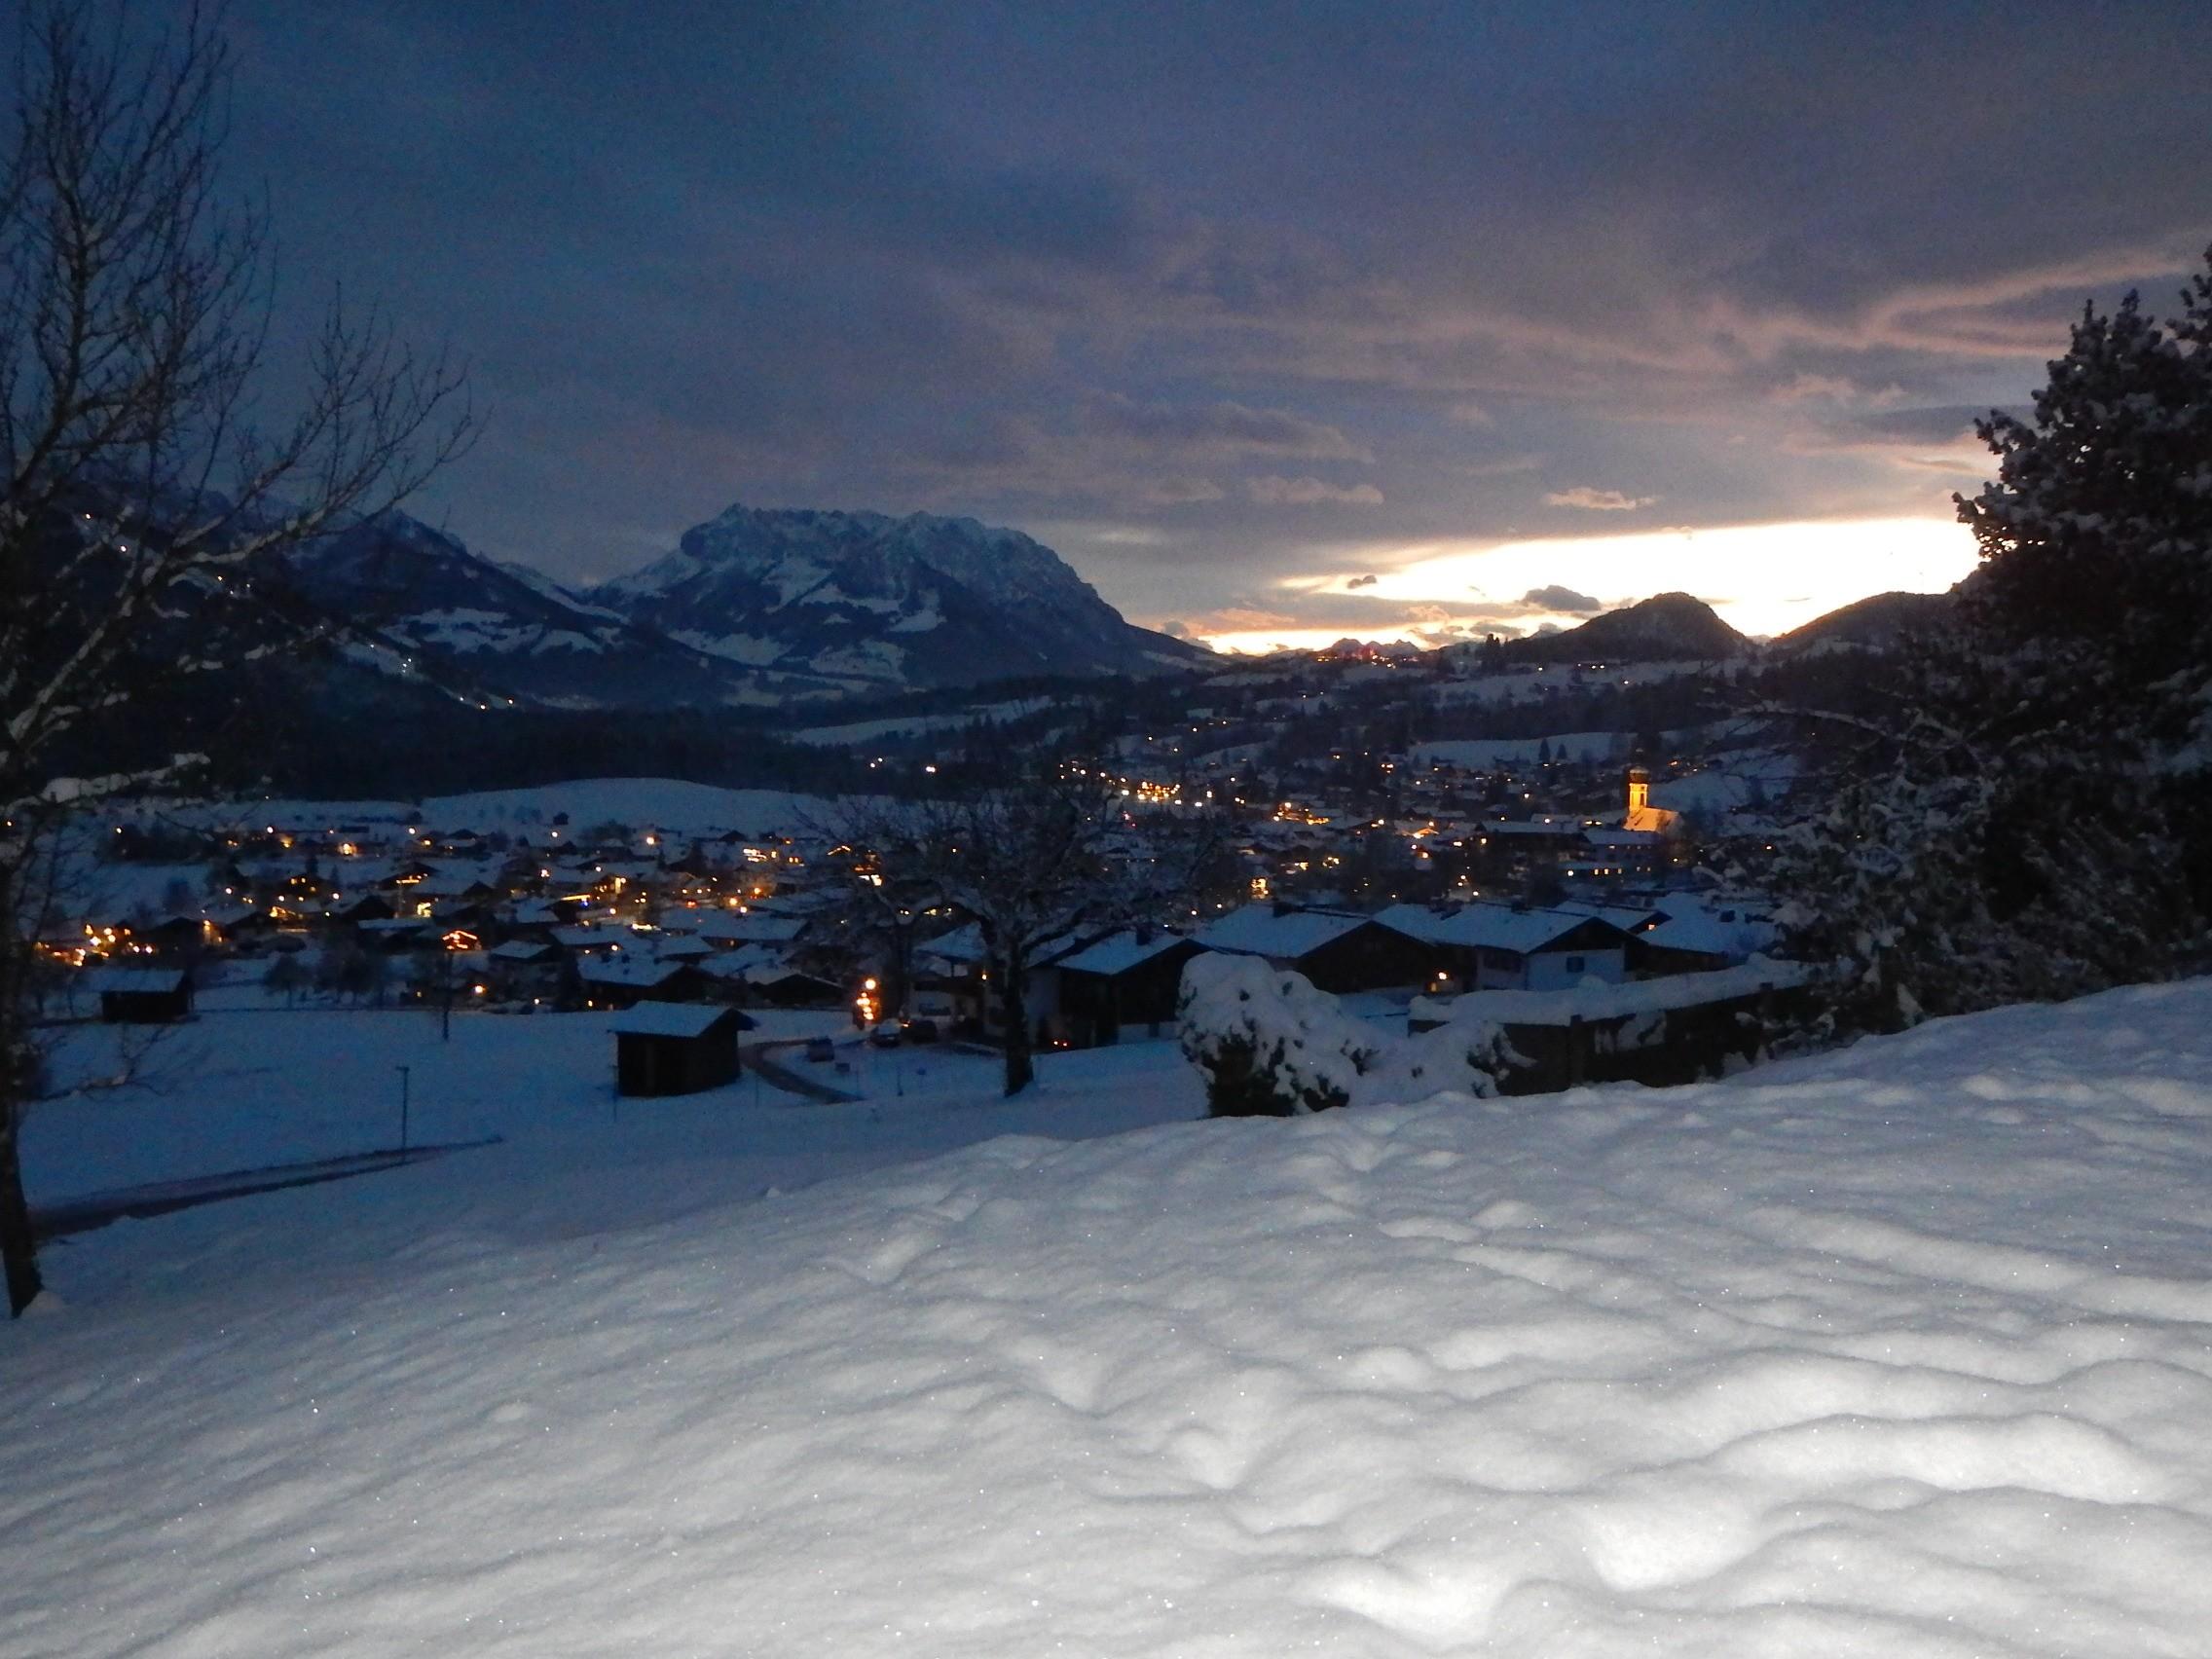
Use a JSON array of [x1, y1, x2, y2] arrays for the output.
[[1776, 249, 2212, 1029]]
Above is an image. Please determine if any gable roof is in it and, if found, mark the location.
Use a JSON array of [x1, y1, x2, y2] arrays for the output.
[[1057, 930, 1201, 977], [1195, 904, 1376, 962], [86, 967, 189, 994], [577, 958, 689, 989], [608, 1002, 742, 1040], [1377, 902, 1627, 956]]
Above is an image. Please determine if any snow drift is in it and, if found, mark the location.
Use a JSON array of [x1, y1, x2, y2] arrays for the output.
[[8, 981, 2212, 1655]]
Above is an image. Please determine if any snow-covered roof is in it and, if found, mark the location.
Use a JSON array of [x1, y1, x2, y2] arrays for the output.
[[694, 911, 804, 944], [1640, 898, 1781, 960], [1557, 900, 1658, 931], [1057, 930, 1197, 977], [577, 959, 687, 988], [1413, 958, 1809, 1028], [1195, 903, 1376, 962], [487, 940, 554, 962], [608, 1003, 737, 1040], [1377, 902, 1624, 955], [85, 967, 188, 994], [918, 921, 1114, 972]]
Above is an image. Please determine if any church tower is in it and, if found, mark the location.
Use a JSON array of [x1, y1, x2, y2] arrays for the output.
[[1626, 764, 1650, 818]]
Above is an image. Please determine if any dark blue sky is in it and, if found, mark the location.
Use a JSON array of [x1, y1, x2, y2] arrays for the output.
[[222, 0, 2209, 644]]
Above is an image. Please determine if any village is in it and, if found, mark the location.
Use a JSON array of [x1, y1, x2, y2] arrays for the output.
[[44, 678, 1798, 1107]]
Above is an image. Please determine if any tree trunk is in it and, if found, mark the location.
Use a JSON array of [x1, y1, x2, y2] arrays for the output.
[[999, 955, 1034, 1096], [0, 1108, 40, 1317]]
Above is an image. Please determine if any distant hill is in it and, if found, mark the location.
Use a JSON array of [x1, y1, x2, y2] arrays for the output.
[[1507, 592, 1750, 663], [1771, 589, 1959, 652]]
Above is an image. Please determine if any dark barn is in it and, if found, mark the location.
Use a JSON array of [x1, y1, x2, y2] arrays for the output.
[[609, 1002, 748, 1097], [89, 967, 193, 1023]]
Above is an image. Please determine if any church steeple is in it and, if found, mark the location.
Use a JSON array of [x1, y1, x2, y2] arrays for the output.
[[1627, 764, 1650, 818]]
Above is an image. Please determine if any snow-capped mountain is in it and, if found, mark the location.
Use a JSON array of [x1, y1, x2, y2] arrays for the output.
[[588, 504, 1207, 690], [264, 504, 1204, 709], [273, 513, 817, 708]]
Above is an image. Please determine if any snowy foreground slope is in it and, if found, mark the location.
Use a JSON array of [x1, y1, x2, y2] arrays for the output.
[[9, 984, 2212, 1655]]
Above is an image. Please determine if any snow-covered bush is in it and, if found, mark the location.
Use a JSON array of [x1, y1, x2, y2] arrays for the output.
[[1177, 954, 1381, 1115], [1366, 1003, 1520, 1103], [1177, 954, 1512, 1116]]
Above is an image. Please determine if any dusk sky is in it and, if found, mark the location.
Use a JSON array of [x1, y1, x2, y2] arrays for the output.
[[222, 1, 2209, 649]]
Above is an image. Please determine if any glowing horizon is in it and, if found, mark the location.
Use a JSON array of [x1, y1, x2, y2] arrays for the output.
[[1190, 515, 1981, 655]]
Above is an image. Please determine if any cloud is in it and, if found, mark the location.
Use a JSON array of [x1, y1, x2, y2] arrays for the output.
[[1543, 487, 1655, 511], [1159, 618, 1194, 638], [1248, 475, 1384, 506], [1445, 400, 1494, 425], [1458, 453, 1542, 478], [1345, 572, 1379, 588], [1521, 584, 1604, 613], [1772, 373, 1859, 404], [1083, 393, 1371, 461], [1136, 476, 1228, 504]]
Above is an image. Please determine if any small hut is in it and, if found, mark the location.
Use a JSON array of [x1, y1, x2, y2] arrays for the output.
[[608, 1002, 746, 1097], [88, 967, 193, 1023]]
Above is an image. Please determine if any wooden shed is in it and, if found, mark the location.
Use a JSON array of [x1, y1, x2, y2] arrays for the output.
[[609, 1002, 746, 1097], [88, 967, 194, 1023]]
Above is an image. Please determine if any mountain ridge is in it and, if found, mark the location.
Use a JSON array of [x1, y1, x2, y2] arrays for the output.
[[270, 501, 1204, 708]]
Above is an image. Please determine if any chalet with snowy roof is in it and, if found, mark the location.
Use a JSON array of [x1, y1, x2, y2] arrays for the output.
[[1053, 928, 1209, 1046], [1629, 895, 1781, 975], [355, 917, 433, 953], [1408, 960, 1808, 1093], [1571, 827, 1669, 882], [575, 957, 706, 1011], [609, 1002, 749, 1097], [1194, 903, 1428, 994], [694, 910, 806, 948], [1376, 901, 1630, 992], [550, 924, 623, 956], [485, 938, 560, 1001]]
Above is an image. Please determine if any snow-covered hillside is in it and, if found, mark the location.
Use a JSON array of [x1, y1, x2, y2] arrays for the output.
[[9, 981, 2212, 1655]]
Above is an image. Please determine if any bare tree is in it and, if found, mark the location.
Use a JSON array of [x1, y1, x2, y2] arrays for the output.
[[1, 3, 475, 1314], [839, 772, 1218, 1096]]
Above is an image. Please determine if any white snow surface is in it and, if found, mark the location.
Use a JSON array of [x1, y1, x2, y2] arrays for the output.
[[10, 981, 2212, 1654]]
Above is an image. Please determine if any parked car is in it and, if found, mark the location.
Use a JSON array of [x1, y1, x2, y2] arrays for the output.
[[867, 1020, 903, 1049], [803, 1036, 835, 1063], [901, 1017, 940, 1045]]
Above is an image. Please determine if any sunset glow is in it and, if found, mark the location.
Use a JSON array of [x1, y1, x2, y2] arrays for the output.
[[1196, 516, 1982, 653]]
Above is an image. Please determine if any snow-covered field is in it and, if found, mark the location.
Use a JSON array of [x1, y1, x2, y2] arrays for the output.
[[9, 981, 2212, 1655], [142, 779, 850, 837]]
